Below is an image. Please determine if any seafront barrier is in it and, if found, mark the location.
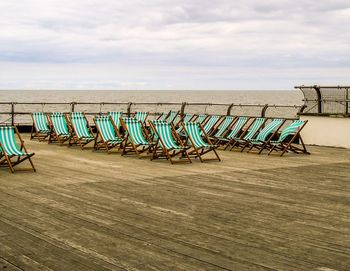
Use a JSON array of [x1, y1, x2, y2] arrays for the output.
[[0, 101, 303, 126]]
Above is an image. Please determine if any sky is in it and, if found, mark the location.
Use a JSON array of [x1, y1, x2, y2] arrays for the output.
[[0, 0, 349, 90]]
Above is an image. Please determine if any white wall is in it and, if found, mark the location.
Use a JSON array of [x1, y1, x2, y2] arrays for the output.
[[300, 115, 350, 148]]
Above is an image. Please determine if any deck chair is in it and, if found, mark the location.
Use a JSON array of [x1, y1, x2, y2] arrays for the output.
[[134, 111, 149, 123], [216, 117, 250, 146], [175, 114, 195, 135], [266, 120, 309, 156], [48, 112, 71, 144], [93, 116, 124, 153], [246, 118, 285, 153], [196, 114, 208, 125], [211, 115, 235, 139], [108, 111, 123, 131], [183, 122, 221, 162], [226, 117, 266, 151], [31, 112, 50, 141], [0, 126, 36, 173], [149, 120, 191, 164], [120, 118, 153, 158], [67, 112, 95, 149], [201, 115, 222, 136]]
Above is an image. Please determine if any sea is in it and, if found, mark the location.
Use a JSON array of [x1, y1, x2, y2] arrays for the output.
[[0, 90, 303, 124]]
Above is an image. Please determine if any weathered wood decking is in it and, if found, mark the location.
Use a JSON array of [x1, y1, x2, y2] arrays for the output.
[[1, 135, 350, 271]]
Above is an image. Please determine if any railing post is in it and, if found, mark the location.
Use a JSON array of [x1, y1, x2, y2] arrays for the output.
[[261, 104, 269, 118], [180, 102, 186, 116], [346, 87, 349, 115], [298, 104, 307, 115], [313, 85, 322, 114], [127, 102, 132, 117], [71, 102, 76, 112], [11, 102, 15, 126], [227, 103, 233, 116]]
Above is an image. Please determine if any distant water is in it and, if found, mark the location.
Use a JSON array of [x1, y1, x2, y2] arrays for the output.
[[0, 90, 303, 124], [0, 90, 302, 104]]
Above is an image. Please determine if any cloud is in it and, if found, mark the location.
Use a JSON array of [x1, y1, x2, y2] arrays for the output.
[[0, 0, 349, 89]]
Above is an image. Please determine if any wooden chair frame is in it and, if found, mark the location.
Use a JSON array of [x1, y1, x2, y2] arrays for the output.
[[182, 122, 221, 162], [47, 114, 72, 145], [0, 126, 36, 173], [246, 119, 286, 154], [93, 116, 125, 153], [66, 113, 95, 150], [266, 121, 310, 156], [214, 116, 251, 146], [149, 121, 192, 164], [120, 118, 154, 158], [30, 113, 50, 141]]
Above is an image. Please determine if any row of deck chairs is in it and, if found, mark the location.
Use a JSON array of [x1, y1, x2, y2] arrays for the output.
[[30, 111, 221, 164]]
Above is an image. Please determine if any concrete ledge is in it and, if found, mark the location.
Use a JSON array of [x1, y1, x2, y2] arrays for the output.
[[300, 115, 350, 148]]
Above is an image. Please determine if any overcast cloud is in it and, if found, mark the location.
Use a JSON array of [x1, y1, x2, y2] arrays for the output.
[[0, 0, 349, 90]]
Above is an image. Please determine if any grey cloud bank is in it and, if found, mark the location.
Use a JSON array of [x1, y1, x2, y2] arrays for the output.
[[0, 0, 349, 90]]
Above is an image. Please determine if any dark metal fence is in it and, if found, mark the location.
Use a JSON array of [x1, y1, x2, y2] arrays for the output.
[[295, 85, 350, 115], [0, 101, 304, 125]]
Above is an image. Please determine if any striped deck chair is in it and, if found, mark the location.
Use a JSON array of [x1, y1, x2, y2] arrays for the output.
[[0, 126, 35, 173], [201, 115, 222, 136], [175, 113, 195, 135], [246, 118, 285, 153], [108, 111, 123, 131], [196, 114, 208, 125], [183, 122, 221, 162], [48, 112, 71, 144], [216, 117, 250, 146], [134, 111, 149, 123], [149, 120, 191, 164], [226, 117, 266, 151], [67, 112, 95, 149], [31, 112, 50, 141], [94, 116, 124, 153], [120, 118, 153, 158], [266, 120, 309, 156], [211, 115, 235, 139]]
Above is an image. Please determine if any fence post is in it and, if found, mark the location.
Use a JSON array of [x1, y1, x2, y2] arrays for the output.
[[127, 102, 132, 117], [227, 103, 233, 116], [261, 104, 269, 118], [180, 102, 186, 116], [11, 102, 15, 126], [71, 102, 76, 112], [313, 85, 322, 114], [298, 104, 307, 115]]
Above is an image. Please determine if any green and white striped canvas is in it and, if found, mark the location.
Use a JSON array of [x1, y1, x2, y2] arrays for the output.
[[0, 126, 27, 156], [70, 114, 93, 139], [51, 112, 70, 136], [202, 115, 220, 135], [242, 118, 265, 140], [226, 117, 248, 139], [135, 112, 148, 122], [153, 122, 182, 150], [271, 120, 305, 144], [213, 116, 235, 138], [251, 119, 284, 144], [158, 112, 167, 121], [32, 112, 49, 132], [124, 118, 149, 145], [95, 116, 123, 143], [184, 122, 211, 148], [108, 112, 123, 129], [196, 114, 207, 124], [176, 114, 193, 133]]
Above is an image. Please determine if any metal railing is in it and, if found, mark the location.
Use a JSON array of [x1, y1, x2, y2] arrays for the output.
[[295, 85, 350, 115], [0, 101, 304, 125]]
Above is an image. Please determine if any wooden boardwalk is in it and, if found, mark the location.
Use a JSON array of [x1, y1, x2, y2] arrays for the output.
[[1, 135, 350, 271]]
